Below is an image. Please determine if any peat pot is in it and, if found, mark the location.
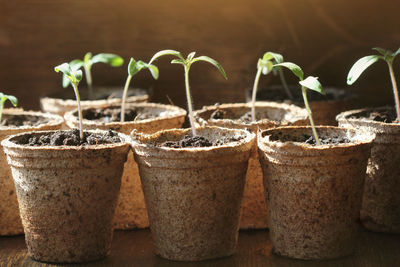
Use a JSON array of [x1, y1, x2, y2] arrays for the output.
[[64, 103, 186, 229], [337, 107, 400, 233], [1, 130, 130, 263], [194, 102, 308, 229], [246, 86, 356, 125], [131, 126, 255, 261], [0, 109, 63, 236], [258, 126, 374, 260], [41, 87, 148, 116]]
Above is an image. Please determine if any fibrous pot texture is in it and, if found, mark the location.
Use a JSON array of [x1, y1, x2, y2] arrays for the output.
[[40, 87, 149, 116], [258, 126, 374, 260], [245, 87, 356, 126], [337, 107, 400, 233], [64, 103, 186, 230], [1, 130, 130, 263], [194, 102, 308, 229], [0, 109, 63, 236], [131, 126, 256, 261]]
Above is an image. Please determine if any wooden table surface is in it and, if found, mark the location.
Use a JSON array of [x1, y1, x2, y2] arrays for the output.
[[1, 229, 399, 267]]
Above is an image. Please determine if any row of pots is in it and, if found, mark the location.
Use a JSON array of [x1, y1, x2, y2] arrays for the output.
[[1, 94, 399, 262]]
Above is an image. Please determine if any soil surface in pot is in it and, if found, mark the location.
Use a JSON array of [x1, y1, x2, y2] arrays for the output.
[[210, 109, 275, 123], [158, 134, 245, 148], [253, 86, 351, 102], [83, 107, 160, 123], [266, 131, 350, 145], [15, 129, 122, 146], [349, 108, 399, 123], [1, 114, 50, 127]]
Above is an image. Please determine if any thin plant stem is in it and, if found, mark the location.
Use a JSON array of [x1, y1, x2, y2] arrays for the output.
[[0, 101, 4, 123], [184, 66, 197, 136], [387, 62, 400, 122], [301, 87, 321, 145], [278, 67, 293, 100], [251, 68, 262, 122], [72, 83, 84, 140], [120, 75, 133, 122], [84, 65, 93, 100]]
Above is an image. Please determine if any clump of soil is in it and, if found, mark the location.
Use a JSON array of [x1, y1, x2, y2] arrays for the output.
[[158, 134, 245, 148], [268, 132, 350, 146], [16, 129, 122, 146], [1, 115, 50, 127], [350, 108, 398, 123], [83, 107, 156, 123]]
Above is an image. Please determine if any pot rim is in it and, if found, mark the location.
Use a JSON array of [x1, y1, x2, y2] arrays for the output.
[[336, 106, 400, 127], [258, 125, 375, 151], [64, 102, 187, 127], [130, 125, 256, 153], [0, 109, 64, 131], [1, 129, 130, 152], [194, 101, 308, 127], [246, 86, 357, 104]]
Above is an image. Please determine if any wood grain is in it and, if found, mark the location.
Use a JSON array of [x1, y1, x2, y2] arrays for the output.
[[1, 229, 399, 266], [0, 0, 399, 111]]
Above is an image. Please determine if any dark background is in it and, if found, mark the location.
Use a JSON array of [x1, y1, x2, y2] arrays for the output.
[[1, 0, 399, 110]]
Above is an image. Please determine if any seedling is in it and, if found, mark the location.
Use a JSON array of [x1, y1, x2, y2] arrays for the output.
[[273, 62, 325, 145], [347, 47, 400, 122], [120, 58, 159, 122], [149, 50, 227, 136], [251, 51, 293, 121], [55, 63, 84, 139], [62, 52, 124, 100], [0, 93, 18, 123]]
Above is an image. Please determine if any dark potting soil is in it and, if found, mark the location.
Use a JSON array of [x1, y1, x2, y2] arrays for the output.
[[0, 115, 50, 127], [15, 129, 122, 146], [83, 107, 156, 123], [252, 86, 351, 103], [210, 109, 263, 124], [349, 108, 398, 123], [158, 134, 245, 148], [267, 131, 350, 146]]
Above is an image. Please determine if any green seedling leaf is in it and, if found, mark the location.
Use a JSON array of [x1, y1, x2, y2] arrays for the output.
[[0, 93, 18, 107], [346, 55, 380, 85], [149, 49, 184, 64], [263, 51, 283, 64], [192, 56, 228, 79], [187, 52, 196, 61], [171, 59, 184, 64], [55, 63, 83, 85], [127, 58, 159, 79], [0, 92, 18, 123], [258, 59, 274, 75], [274, 62, 304, 80], [62, 59, 84, 88], [84, 52, 92, 64], [299, 76, 325, 94], [90, 53, 124, 67]]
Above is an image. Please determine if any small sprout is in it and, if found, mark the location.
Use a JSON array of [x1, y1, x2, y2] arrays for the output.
[[0, 93, 18, 123], [150, 50, 227, 136], [251, 51, 292, 121], [120, 58, 159, 122], [62, 52, 124, 99], [55, 63, 84, 139], [347, 47, 400, 122], [274, 62, 325, 145]]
